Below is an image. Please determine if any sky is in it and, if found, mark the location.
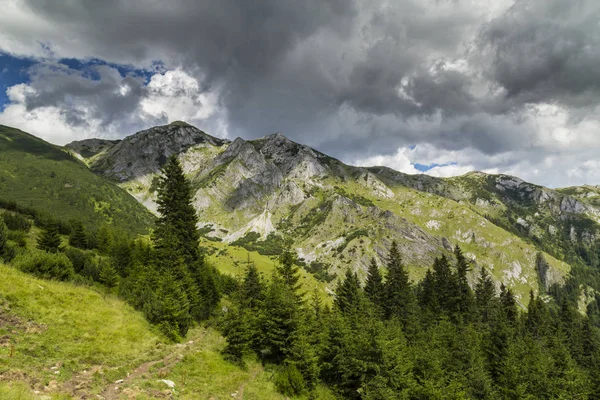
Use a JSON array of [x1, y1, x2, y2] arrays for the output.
[[1, 0, 600, 188]]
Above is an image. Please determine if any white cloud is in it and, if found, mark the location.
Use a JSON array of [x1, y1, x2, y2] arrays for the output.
[[140, 69, 219, 123], [353, 147, 421, 175], [0, 67, 225, 145]]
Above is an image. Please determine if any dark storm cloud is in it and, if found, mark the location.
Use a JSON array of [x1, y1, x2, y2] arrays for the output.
[[21, 62, 147, 128], [3, 0, 600, 162], [478, 0, 600, 108]]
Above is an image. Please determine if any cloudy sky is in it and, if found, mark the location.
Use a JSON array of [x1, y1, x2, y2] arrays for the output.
[[1, 0, 599, 187]]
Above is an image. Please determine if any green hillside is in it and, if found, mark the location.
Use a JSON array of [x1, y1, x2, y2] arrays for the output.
[[0, 125, 153, 234], [0, 263, 311, 399]]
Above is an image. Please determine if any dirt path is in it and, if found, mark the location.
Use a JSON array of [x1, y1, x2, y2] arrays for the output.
[[84, 329, 207, 400], [236, 368, 260, 400]]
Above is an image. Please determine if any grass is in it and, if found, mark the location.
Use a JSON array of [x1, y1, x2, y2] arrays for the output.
[[0, 263, 164, 397], [0, 125, 153, 234], [122, 328, 335, 399], [0, 262, 331, 399], [202, 238, 333, 305]]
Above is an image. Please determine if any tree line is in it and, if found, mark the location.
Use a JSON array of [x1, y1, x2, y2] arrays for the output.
[[3, 155, 600, 398], [222, 244, 600, 398]]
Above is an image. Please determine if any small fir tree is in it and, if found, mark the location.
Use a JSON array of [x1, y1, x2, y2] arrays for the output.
[[37, 223, 62, 253], [69, 221, 88, 249]]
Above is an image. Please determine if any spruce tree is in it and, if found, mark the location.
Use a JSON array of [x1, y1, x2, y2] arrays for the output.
[[499, 283, 518, 325], [69, 221, 87, 249], [454, 246, 475, 320], [418, 268, 439, 323], [277, 250, 302, 297], [384, 241, 417, 332], [364, 258, 384, 310], [262, 279, 300, 363], [154, 155, 200, 265], [432, 255, 457, 315], [37, 223, 62, 253], [98, 259, 119, 288], [475, 267, 496, 323], [96, 225, 114, 255], [335, 270, 362, 314], [240, 262, 265, 309], [222, 307, 251, 363]]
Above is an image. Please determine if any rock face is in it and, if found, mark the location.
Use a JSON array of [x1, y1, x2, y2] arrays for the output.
[[65, 138, 121, 160], [87, 122, 229, 182], [69, 122, 600, 298]]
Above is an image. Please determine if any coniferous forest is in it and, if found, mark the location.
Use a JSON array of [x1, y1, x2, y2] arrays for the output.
[[3, 155, 600, 399]]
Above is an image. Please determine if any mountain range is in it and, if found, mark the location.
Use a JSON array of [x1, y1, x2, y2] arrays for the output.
[[56, 121, 600, 305]]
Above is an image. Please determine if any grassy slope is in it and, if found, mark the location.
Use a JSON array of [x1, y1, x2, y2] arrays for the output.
[[344, 179, 569, 296], [0, 263, 330, 399], [0, 125, 153, 234], [202, 238, 333, 305], [0, 263, 162, 397]]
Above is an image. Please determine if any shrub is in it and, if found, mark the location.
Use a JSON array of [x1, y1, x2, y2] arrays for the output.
[[1, 211, 32, 232], [274, 364, 306, 396], [7, 231, 27, 248], [14, 250, 74, 281], [1, 244, 17, 263], [65, 247, 92, 274]]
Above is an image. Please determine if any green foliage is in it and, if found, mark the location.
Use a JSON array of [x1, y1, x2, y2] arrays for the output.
[[336, 229, 369, 253], [69, 220, 88, 249], [335, 270, 362, 314], [274, 363, 306, 396], [0, 219, 8, 259], [64, 247, 93, 275], [98, 258, 119, 288], [0, 125, 153, 234], [36, 223, 62, 253], [215, 237, 600, 399], [231, 232, 290, 255], [276, 250, 302, 296], [14, 249, 74, 281], [154, 155, 201, 265], [384, 241, 417, 332], [334, 186, 375, 207], [1, 211, 31, 232], [365, 258, 384, 311], [303, 261, 335, 283], [295, 199, 332, 235]]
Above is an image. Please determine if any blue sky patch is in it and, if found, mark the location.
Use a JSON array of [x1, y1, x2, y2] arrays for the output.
[[0, 53, 166, 111], [0, 53, 36, 111], [414, 162, 457, 172]]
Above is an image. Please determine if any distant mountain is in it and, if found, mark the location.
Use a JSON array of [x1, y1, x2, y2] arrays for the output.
[[66, 122, 600, 303], [0, 125, 153, 234]]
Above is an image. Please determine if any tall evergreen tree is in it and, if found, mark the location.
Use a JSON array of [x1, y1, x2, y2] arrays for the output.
[[432, 255, 458, 315], [261, 279, 300, 363], [96, 225, 114, 255], [277, 250, 302, 297], [240, 262, 266, 308], [384, 241, 417, 332], [154, 155, 200, 265], [364, 258, 384, 310], [335, 270, 362, 314], [475, 267, 496, 323], [418, 268, 438, 316], [37, 223, 61, 253], [454, 246, 475, 320], [499, 283, 518, 325], [69, 221, 88, 249]]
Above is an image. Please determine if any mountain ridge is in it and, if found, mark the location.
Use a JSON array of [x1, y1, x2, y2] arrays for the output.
[[60, 122, 600, 303]]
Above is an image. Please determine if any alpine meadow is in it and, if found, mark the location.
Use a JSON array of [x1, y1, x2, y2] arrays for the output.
[[3, 0, 600, 398]]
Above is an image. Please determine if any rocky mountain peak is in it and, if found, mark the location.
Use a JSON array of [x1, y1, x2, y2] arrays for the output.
[[89, 123, 229, 182]]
